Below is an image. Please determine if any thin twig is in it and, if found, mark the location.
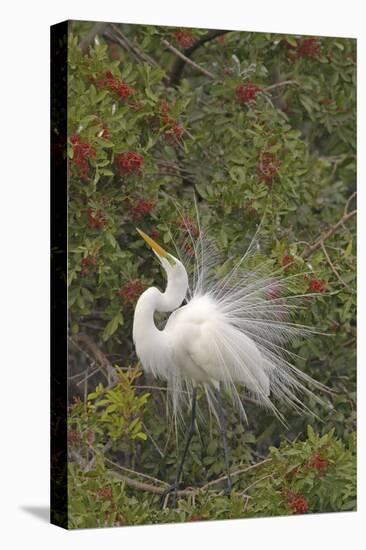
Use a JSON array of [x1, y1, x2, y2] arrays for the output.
[[111, 471, 195, 497], [104, 456, 169, 487], [264, 80, 300, 91], [169, 29, 229, 86], [199, 459, 271, 492], [76, 364, 104, 387], [302, 208, 356, 259], [161, 38, 216, 80], [109, 24, 163, 69], [344, 191, 357, 217], [241, 473, 273, 494], [141, 421, 164, 458], [71, 333, 118, 383], [320, 241, 352, 290]]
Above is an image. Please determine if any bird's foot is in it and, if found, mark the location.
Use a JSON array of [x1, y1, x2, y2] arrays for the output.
[[160, 482, 179, 508]]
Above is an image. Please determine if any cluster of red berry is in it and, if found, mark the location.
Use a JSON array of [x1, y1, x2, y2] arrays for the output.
[[118, 279, 146, 306], [174, 30, 194, 49], [148, 99, 184, 145], [80, 255, 97, 277], [96, 487, 113, 499], [307, 452, 329, 476], [127, 199, 155, 220], [184, 243, 195, 258], [178, 217, 200, 238], [288, 451, 329, 481], [116, 152, 144, 176], [87, 209, 107, 230], [151, 228, 161, 239], [160, 99, 170, 114], [287, 491, 309, 514], [307, 277, 327, 293], [70, 134, 96, 180], [189, 514, 205, 522], [67, 429, 79, 444], [243, 201, 258, 219], [235, 82, 261, 104], [161, 101, 184, 145], [280, 254, 294, 273], [163, 117, 184, 145], [297, 37, 321, 59], [97, 71, 135, 100], [256, 152, 279, 185], [283, 37, 321, 60]]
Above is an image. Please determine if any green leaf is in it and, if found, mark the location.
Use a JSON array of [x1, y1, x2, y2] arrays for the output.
[[102, 311, 123, 341]]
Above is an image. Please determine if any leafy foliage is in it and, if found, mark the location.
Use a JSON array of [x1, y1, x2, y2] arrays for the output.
[[63, 21, 356, 528], [68, 424, 356, 528]]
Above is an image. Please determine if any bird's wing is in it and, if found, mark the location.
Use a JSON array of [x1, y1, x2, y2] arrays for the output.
[[165, 295, 270, 397]]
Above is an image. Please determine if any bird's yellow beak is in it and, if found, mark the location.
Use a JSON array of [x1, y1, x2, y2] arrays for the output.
[[136, 228, 168, 258]]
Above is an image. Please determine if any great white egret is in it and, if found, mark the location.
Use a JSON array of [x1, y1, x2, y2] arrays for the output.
[[133, 223, 327, 505]]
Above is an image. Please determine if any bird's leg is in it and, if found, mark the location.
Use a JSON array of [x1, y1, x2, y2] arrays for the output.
[[215, 387, 232, 496], [161, 387, 197, 508]]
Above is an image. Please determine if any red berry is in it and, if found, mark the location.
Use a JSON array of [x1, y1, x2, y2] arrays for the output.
[[128, 199, 155, 220], [235, 82, 261, 104], [287, 492, 309, 514], [280, 254, 293, 272], [256, 152, 279, 185], [296, 37, 321, 59], [162, 115, 184, 145], [67, 429, 79, 444], [174, 30, 194, 49], [116, 152, 144, 176], [189, 514, 204, 521], [96, 487, 113, 499], [118, 279, 146, 306], [80, 255, 97, 277], [97, 72, 135, 100], [308, 452, 328, 476], [160, 99, 171, 114], [184, 243, 195, 257], [308, 277, 327, 293], [178, 217, 199, 238], [69, 134, 96, 180], [87, 209, 107, 229]]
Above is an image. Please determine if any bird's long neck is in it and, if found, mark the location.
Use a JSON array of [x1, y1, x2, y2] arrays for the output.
[[132, 265, 188, 376]]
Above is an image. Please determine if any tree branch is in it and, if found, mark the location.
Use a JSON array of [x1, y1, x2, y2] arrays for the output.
[[168, 30, 229, 86], [264, 80, 300, 92], [71, 333, 118, 383], [320, 241, 352, 290], [198, 459, 271, 492], [302, 208, 356, 259], [161, 38, 216, 81]]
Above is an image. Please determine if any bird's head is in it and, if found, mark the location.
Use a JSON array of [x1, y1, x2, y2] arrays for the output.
[[136, 228, 184, 276], [136, 228, 188, 309]]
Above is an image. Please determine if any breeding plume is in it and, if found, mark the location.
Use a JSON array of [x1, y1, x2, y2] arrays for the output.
[[133, 223, 326, 503]]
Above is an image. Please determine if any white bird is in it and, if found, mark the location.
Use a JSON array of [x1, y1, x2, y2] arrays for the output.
[[133, 223, 327, 503]]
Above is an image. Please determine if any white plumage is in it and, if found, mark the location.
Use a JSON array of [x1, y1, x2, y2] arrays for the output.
[[133, 223, 327, 426]]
